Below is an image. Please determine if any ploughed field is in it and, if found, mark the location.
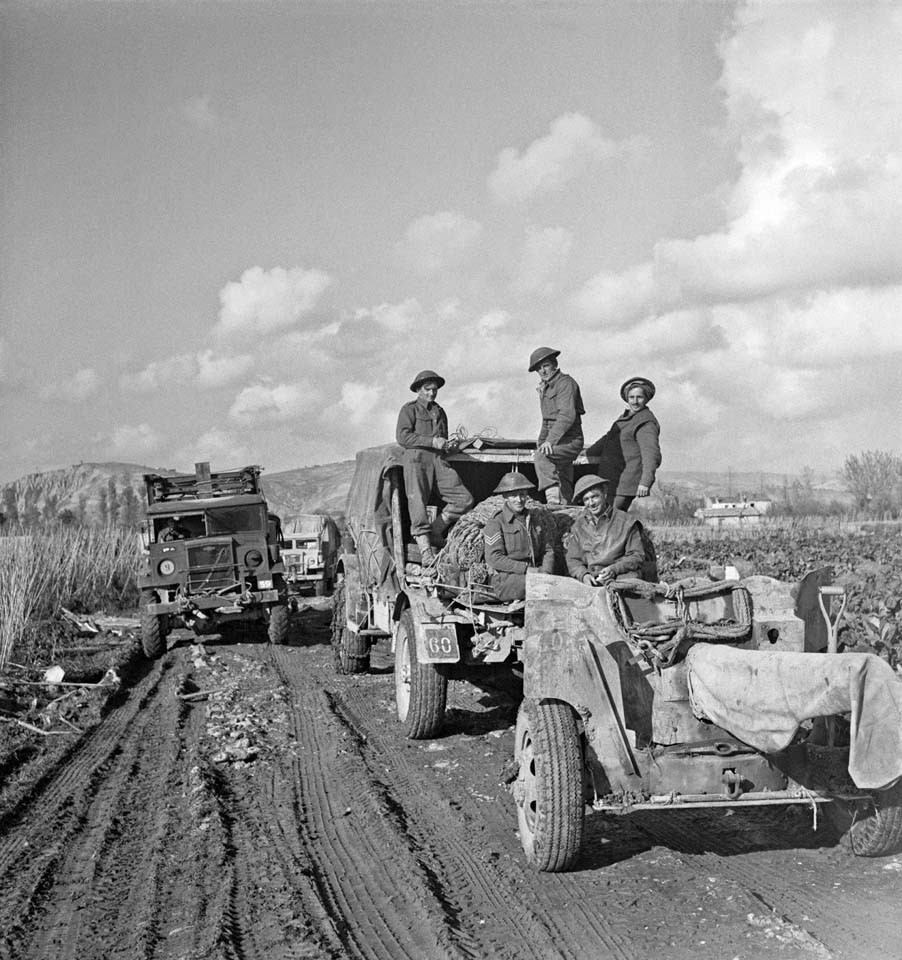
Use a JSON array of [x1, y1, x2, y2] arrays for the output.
[[1, 528, 901, 960]]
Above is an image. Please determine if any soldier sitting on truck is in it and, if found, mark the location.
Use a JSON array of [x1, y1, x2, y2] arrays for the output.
[[396, 368, 474, 565], [483, 472, 556, 601], [565, 474, 644, 585]]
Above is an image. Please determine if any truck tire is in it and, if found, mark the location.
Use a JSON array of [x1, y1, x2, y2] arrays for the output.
[[394, 609, 447, 739], [140, 608, 167, 660], [331, 581, 370, 674], [513, 697, 585, 872], [268, 603, 290, 645], [828, 781, 902, 857]]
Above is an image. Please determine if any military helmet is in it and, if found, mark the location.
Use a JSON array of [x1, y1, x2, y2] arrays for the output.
[[409, 369, 446, 392], [493, 471, 536, 496], [573, 474, 609, 503], [620, 376, 656, 402], [527, 346, 561, 372]]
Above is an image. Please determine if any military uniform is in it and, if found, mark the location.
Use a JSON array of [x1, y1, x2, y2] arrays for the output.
[[483, 502, 556, 601], [396, 397, 473, 537], [565, 506, 644, 582], [533, 367, 585, 504]]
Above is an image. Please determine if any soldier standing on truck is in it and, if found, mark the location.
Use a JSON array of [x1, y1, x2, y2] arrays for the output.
[[483, 472, 556, 601], [396, 369, 474, 565], [529, 346, 585, 505]]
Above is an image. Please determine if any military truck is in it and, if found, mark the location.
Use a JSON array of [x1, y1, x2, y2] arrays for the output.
[[281, 513, 340, 596], [331, 441, 637, 738], [510, 571, 902, 871], [138, 462, 289, 658]]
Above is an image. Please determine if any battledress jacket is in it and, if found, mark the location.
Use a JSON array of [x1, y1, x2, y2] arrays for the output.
[[586, 407, 661, 496], [537, 370, 585, 447], [565, 506, 644, 581], [483, 503, 556, 577], [396, 399, 448, 449]]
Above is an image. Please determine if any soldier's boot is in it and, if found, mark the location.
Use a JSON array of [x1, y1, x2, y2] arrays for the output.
[[544, 485, 562, 505], [429, 510, 453, 546], [414, 534, 437, 566]]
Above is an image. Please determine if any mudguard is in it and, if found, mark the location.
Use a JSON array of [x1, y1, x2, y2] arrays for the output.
[[408, 594, 462, 664]]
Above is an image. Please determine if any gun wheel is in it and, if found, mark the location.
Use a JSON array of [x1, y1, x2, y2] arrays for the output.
[[514, 698, 585, 872], [267, 603, 290, 645], [828, 781, 902, 857]]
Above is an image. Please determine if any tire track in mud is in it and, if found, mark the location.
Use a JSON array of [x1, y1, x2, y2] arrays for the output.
[[318, 664, 638, 960], [265, 643, 475, 960], [626, 806, 898, 960]]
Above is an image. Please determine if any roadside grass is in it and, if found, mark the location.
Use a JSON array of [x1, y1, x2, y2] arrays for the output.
[[0, 525, 141, 670]]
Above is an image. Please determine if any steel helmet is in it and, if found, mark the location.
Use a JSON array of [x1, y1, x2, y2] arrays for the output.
[[620, 377, 656, 402], [409, 369, 446, 392], [527, 347, 561, 372], [573, 474, 609, 503], [493, 471, 536, 496]]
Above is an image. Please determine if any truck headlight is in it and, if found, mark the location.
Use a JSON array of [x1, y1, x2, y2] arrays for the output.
[[158, 559, 176, 576], [244, 549, 263, 568]]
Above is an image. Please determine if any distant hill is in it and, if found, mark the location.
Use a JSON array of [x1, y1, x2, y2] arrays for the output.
[[0, 458, 850, 527]]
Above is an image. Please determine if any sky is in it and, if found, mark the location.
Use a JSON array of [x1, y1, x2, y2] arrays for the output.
[[2, 0, 901, 483]]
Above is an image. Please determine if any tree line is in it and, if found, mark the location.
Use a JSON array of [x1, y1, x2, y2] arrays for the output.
[[0, 477, 142, 528]]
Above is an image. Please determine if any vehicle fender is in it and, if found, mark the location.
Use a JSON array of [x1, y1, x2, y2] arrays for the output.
[[339, 553, 370, 632], [524, 573, 644, 792]]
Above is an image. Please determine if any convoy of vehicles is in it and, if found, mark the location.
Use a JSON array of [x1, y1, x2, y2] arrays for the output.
[[137, 462, 290, 657]]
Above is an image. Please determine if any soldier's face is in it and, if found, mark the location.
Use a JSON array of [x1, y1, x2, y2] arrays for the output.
[[627, 388, 647, 412], [537, 360, 558, 381], [503, 491, 529, 514], [418, 382, 439, 403], [582, 488, 607, 515]]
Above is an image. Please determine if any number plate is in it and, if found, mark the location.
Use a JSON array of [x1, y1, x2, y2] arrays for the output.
[[420, 624, 460, 662]]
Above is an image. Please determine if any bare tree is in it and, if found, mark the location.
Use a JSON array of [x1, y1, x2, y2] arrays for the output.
[[843, 450, 902, 514]]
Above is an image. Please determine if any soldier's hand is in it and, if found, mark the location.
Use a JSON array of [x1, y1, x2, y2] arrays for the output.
[[596, 567, 615, 583], [432, 437, 447, 451], [582, 573, 597, 586], [538, 441, 554, 456], [637, 484, 650, 497]]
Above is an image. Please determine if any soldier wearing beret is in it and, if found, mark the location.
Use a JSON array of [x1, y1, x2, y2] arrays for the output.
[[528, 346, 585, 505], [565, 474, 644, 585], [483, 472, 556, 601], [396, 369, 474, 565]]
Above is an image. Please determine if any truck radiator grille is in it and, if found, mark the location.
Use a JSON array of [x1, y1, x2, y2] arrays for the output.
[[187, 542, 237, 592]]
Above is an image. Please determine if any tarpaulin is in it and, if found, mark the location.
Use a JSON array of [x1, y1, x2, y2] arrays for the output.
[[686, 644, 902, 790]]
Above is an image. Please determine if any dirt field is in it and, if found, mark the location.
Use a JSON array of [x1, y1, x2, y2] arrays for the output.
[[1, 602, 900, 960]]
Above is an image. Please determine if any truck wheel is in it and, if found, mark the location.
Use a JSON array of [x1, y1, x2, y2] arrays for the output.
[[394, 610, 447, 739], [268, 603, 290, 645], [331, 581, 370, 674], [513, 697, 585, 872], [828, 782, 902, 857], [140, 608, 167, 659]]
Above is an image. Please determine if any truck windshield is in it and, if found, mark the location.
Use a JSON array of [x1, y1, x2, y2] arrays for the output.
[[206, 505, 265, 535]]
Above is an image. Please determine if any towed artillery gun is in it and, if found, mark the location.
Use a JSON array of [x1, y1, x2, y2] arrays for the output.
[[512, 571, 902, 871], [138, 461, 290, 657]]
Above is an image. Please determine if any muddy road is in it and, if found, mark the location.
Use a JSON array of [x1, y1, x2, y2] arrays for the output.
[[1, 603, 900, 960]]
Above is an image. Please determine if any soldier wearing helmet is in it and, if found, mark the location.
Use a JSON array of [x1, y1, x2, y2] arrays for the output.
[[528, 346, 585, 505], [565, 475, 644, 585], [482, 472, 556, 601], [159, 515, 190, 541], [396, 369, 474, 565]]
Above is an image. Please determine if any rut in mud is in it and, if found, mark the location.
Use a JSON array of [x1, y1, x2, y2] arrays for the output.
[[1, 603, 900, 960]]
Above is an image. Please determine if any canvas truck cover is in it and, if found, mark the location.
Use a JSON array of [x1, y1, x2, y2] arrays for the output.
[[283, 515, 330, 539], [344, 444, 404, 588]]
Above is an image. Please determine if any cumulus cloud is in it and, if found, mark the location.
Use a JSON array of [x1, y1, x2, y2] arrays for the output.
[[109, 423, 161, 456], [120, 354, 195, 393], [397, 211, 483, 274], [195, 350, 254, 388], [214, 266, 333, 339], [0, 338, 7, 385], [40, 367, 100, 402], [489, 113, 643, 203], [352, 298, 423, 334], [577, 2, 902, 324], [338, 382, 384, 426], [513, 226, 574, 296], [228, 381, 320, 424]]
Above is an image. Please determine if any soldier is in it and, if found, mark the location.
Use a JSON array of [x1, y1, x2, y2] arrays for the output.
[[483, 472, 556, 601], [160, 516, 189, 541], [565, 475, 644, 585], [528, 346, 585, 505], [396, 369, 474, 565]]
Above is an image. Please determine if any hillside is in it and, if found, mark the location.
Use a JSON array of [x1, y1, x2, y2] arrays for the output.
[[0, 458, 851, 527]]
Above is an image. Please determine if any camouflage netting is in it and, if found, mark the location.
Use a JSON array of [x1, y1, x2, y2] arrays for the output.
[[434, 497, 582, 587]]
